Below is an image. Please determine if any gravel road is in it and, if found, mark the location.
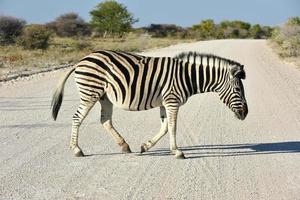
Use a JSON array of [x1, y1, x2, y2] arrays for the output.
[[0, 39, 299, 200]]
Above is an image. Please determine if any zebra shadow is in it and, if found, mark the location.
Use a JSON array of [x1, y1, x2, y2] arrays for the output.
[[140, 141, 300, 159]]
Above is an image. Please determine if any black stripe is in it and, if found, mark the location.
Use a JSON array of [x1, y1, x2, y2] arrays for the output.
[[191, 63, 197, 94], [150, 57, 165, 107], [204, 57, 211, 91], [220, 84, 231, 101], [164, 58, 176, 96], [207, 58, 216, 91], [77, 77, 104, 86], [96, 51, 131, 86], [113, 51, 138, 67], [211, 60, 221, 91], [78, 86, 102, 93], [145, 57, 159, 109], [79, 89, 93, 97], [218, 67, 227, 91], [118, 51, 145, 60], [108, 52, 142, 103], [76, 81, 103, 90], [129, 60, 139, 108], [172, 60, 181, 97], [75, 71, 106, 82], [199, 57, 204, 93], [137, 58, 150, 110], [110, 51, 145, 105], [107, 83, 118, 101], [179, 61, 189, 98], [76, 64, 104, 75], [81, 57, 126, 103], [184, 62, 193, 95], [157, 57, 171, 98], [80, 98, 89, 102]]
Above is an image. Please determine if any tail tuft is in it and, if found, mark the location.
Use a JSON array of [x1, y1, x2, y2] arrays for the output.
[[50, 67, 75, 121], [51, 88, 64, 120]]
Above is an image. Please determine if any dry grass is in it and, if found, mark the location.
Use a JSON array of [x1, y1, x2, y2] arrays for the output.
[[0, 34, 193, 70], [268, 40, 300, 69]]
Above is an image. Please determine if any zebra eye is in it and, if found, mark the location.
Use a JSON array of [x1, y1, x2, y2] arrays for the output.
[[235, 88, 241, 92]]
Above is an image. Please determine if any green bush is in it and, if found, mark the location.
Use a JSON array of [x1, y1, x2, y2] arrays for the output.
[[250, 24, 264, 39], [18, 25, 51, 49], [219, 20, 251, 38], [0, 15, 26, 44], [192, 19, 216, 40], [90, 0, 138, 37]]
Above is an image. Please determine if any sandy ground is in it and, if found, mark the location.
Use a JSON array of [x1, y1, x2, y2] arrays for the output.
[[0, 39, 299, 200]]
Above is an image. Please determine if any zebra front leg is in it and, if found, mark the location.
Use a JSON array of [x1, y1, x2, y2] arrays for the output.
[[70, 100, 96, 157], [141, 106, 168, 153], [100, 96, 131, 153], [165, 103, 185, 159]]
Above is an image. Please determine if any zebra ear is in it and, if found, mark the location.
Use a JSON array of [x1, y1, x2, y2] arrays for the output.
[[231, 65, 245, 79]]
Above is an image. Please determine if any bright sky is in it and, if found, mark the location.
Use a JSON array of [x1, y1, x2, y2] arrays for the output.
[[0, 0, 299, 27]]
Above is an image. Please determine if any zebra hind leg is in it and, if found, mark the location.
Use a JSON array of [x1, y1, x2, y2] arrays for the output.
[[141, 106, 168, 153], [100, 96, 131, 153], [70, 99, 96, 157]]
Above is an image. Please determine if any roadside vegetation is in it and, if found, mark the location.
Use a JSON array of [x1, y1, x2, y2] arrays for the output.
[[269, 17, 300, 67], [0, 0, 299, 80]]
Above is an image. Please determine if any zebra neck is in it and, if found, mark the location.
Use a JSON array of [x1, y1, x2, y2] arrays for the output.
[[191, 61, 229, 95]]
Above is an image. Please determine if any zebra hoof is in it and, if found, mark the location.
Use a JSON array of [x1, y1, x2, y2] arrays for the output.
[[174, 150, 185, 159], [74, 150, 84, 157], [121, 143, 131, 153], [140, 143, 148, 153]]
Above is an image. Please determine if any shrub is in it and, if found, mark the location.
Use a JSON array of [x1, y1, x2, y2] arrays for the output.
[[286, 17, 300, 26], [271, 17, 300, 57], [219, 20, 251, 38], [261, 26, 273, 38], [47, 13, 91, 37], [250, 24, 264, 39], [0, 15, 26, 44], [18, 24, 51, 49], [192, 19, 216, 40], [146, 24, 185, 38]]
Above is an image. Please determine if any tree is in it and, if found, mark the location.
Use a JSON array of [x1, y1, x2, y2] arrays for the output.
[[219, 20, 251, 38], [47, 13, 91, 37], [0, 15, 26, 44], [90, 0, 138, 37], [261, 26, 273, 38], [192, 19, 216, 39], [250, 24, 264, 39]]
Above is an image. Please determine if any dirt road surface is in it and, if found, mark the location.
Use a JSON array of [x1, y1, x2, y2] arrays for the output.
[[1, 40, 299, 200]]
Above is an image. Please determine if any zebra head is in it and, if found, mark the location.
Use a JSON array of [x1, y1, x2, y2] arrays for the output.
[[219, 65, 248, 120]]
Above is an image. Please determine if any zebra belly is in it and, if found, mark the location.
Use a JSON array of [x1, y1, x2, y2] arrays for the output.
[[105, 86, 163, 111]]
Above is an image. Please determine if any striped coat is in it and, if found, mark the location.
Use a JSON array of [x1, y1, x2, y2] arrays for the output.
[[51, 50, 248, 159]]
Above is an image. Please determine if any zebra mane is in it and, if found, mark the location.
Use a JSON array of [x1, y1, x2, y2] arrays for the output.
[[174, 51, 245, 79], [174, 51, 242, 67]]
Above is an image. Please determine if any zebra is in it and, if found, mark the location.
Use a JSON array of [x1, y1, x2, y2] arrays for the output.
[[51, 50, 248, 159]]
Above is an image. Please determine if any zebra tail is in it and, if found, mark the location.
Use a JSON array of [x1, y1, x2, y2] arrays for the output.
[[51, 67, 76, 120]]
